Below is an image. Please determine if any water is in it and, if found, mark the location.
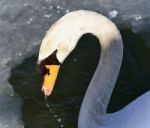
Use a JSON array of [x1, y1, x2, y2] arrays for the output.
[[9, 30, 150, 128], [0, 0, 149, 127]]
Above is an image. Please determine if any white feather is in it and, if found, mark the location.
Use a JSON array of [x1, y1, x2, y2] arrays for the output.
[[38, 10, 150, 128]]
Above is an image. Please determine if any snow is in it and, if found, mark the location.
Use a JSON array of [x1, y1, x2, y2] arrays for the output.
[[0, 0, 149, 127]]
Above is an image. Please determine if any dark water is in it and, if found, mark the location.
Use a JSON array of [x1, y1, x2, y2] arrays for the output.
[[9, 30, 150, 128]]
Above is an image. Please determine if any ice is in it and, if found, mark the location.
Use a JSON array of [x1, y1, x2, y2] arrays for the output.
[[0, 0, 149, 127], [108, 10, 118, 19], [0, 66, 23, 128]]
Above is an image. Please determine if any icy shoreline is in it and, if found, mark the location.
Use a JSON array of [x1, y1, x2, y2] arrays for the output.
[[0, 0, 149, 127]]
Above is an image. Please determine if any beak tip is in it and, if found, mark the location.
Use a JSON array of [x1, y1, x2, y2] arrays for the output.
[[41, 86, 52, 96]]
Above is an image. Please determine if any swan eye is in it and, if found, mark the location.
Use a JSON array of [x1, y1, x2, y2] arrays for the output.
[[44, 67, 50, 76], [38, 49, 60, 77], [39, 65, 50, 76]]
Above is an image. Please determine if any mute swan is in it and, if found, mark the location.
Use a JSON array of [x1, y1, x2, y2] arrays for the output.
[[37, 10, 150, 128]]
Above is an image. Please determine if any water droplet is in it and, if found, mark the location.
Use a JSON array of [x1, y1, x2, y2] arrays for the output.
[[43, 96, 64, 127], [60, 124, 64, 127], [57, 118, 62, 123], [54, 114, 57, 118], [74, 59, 77, 62]]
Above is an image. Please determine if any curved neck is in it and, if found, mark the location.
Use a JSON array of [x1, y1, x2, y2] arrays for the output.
[[78, 34, 123, 127], [54, 11, 123, 128], [39, 10, 123, 128]]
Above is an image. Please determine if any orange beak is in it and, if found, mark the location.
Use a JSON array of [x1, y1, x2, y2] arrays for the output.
[[42, 65, 60, 96]]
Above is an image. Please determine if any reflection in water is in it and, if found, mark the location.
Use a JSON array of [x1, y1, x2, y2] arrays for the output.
[[9, 30, 150, 128]]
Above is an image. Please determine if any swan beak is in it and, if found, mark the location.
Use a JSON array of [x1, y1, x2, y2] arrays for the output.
[[42, 65, 60, 96]]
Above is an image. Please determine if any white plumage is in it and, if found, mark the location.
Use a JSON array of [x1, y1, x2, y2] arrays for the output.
[[38, 10, 150, 128]]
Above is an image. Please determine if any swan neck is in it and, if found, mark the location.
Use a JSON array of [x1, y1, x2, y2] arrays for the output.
[[78, 33, 123, 128], [38, 10, 123, 128]]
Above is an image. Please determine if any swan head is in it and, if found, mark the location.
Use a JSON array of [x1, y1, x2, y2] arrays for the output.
[[37, 11, 81, 96], [37, 10, 118, 96], [37, 49, 62, 96], [37, 21, 74, 96]]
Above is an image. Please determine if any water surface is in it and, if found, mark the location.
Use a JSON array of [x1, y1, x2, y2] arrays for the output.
[[9, 30, 150, 128]]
